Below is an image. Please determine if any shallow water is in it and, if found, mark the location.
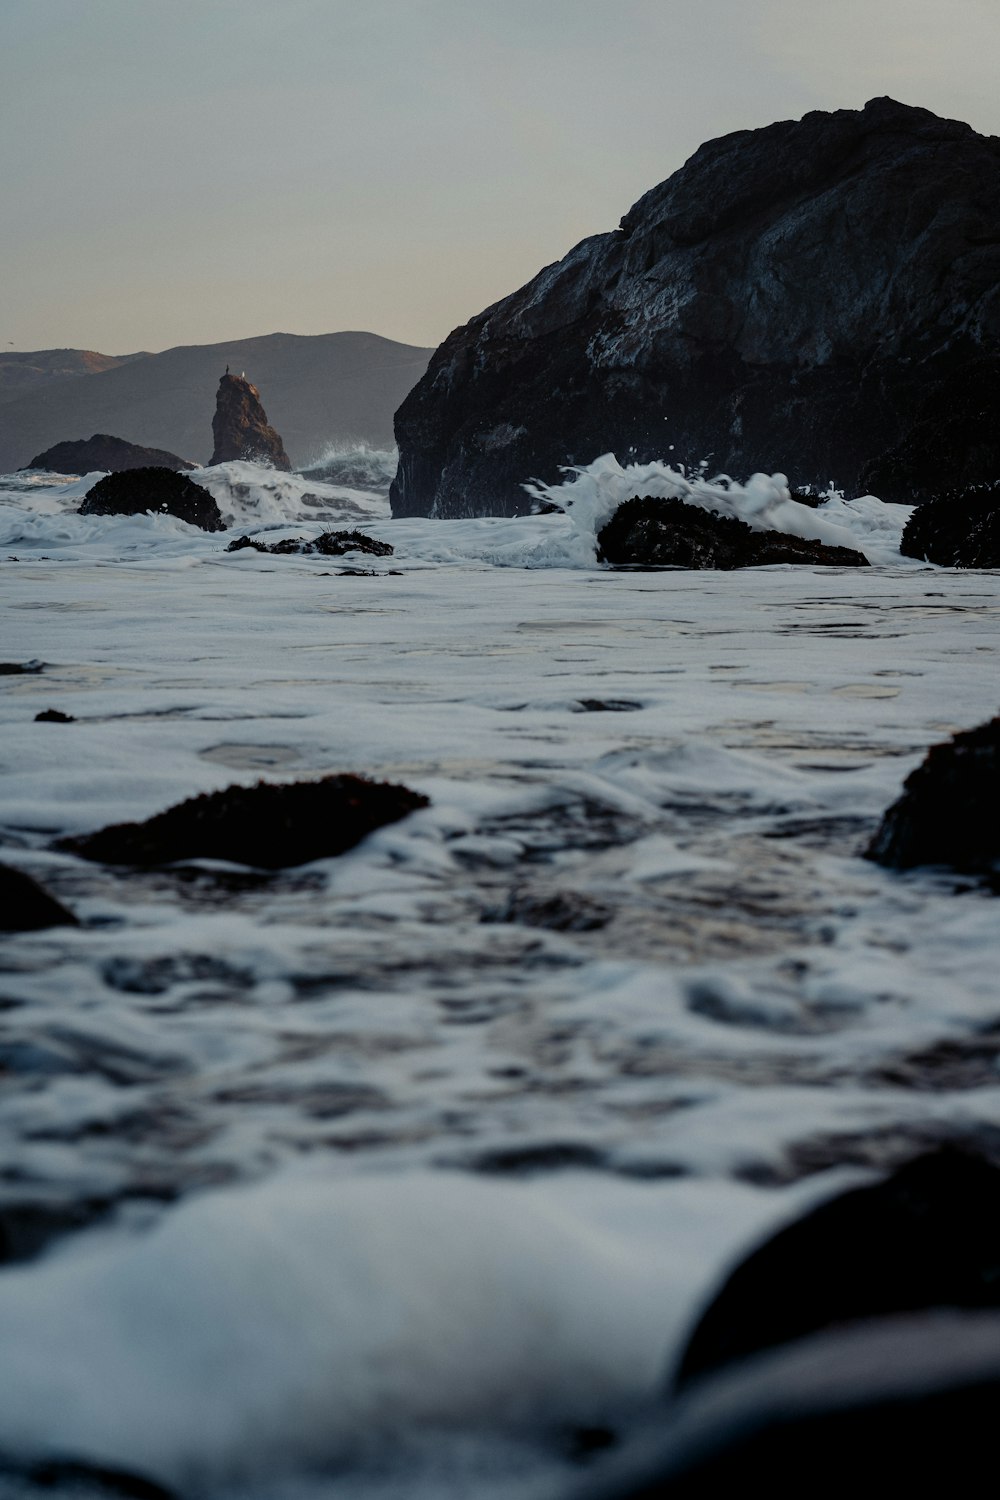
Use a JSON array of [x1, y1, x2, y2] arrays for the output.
[[1, 462, 999, 1497]]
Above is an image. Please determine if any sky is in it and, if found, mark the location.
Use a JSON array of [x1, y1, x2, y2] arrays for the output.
[[3, 0, 999, 355]]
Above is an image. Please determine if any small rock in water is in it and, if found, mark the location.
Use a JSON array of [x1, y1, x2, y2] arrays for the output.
[[226, 530, 393, 557], [674, 1146, 1000, 1390], [26, 433, 195, 474], [899, 482, 1000, 567], [57, 774, 429, 870], [0, 659, 45, 675], [35, 707, 75, 723], [865, 716, 1000, 874], [596, 497, 869, 569], [80, 468, 225, 532], [0, 863, 78, 932]]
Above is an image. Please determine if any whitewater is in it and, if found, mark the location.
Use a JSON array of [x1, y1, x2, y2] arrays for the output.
[[1, 454, 999, 1499]]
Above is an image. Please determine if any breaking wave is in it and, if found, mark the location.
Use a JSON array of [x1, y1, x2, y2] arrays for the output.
[[297, 443, 398, 495]]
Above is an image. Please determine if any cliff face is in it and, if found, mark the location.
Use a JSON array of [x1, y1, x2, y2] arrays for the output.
[[391, 98, 1000, 517], [209, 373, 292, 471]]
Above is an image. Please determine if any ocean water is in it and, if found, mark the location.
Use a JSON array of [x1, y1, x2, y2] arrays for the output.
[[1, 458, 999, 1498]]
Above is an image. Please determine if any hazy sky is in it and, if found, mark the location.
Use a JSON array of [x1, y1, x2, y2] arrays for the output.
[[3, 0, 999, 355]]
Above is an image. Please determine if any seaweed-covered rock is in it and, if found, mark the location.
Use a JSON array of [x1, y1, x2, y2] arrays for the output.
[[226, 530, 393, 557], [865, 717, 1000, 873], [674, 1147, 1000, 1391], [79, 468, 224, 532], [25, 434, 194, 475], [0, 862, 78, 931], [57, 775, 429, 870], [210, 372, 291, 471], [900, 483, 1000, 567], [596, 497, 869, 569]]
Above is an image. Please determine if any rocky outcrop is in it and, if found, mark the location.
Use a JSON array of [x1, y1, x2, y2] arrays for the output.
[[58, 775, 429, 870], [209, 373, 291, 471], [865, 717, 1000, 874], [596, 497, 869, 568], [391, 99, 1000, 518], [225, 530, 393, 557], [900, 482, 1000, 566], [79, 468, 225, 531], [25, 434, 194, 474]]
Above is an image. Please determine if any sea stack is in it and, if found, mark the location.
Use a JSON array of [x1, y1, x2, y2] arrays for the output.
[[210, 372, 291, 471], [391, 98, 1000, 517]]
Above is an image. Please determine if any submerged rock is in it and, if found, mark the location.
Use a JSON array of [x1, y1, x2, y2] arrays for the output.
[[391, 98, 1000, 518], [79, 468, 225, 532], [209, 372, 291, 471], [0, 862, 78, 931], [596, 497, 868, 569], [57, 775, 429, 870], [674, 1147, 1000, 1391], [25, 434, 195, 474], [226, 530, 393, 557], [900, 483, 1000, 567], [865, 717, 1000, 873]]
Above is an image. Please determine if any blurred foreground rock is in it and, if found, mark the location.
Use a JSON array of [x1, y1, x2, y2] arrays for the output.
[[79, 468, 225, 531]]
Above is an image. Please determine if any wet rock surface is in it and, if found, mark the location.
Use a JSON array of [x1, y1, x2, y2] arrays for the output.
[[900, 483, 1000, 567], [79, 468, 225, 532], [674, 1147, 1000, 1390], [0, 862, 78, 931], [597, 497, 869, 569], [865, 716, 1000, 874], [25, 434, 195, 474], [209, 372, 291, 471], [392, 98, 1000, 517], [226, 530, 393, 557], [57, 775, 430, 870]]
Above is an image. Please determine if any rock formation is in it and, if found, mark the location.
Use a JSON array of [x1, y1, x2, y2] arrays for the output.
[[596, 497, 869, 568], [865, 716, 1000, 875], [79, 468, 225, 532], [900, 482, 1000, 566], [209, 373, 291, 471], [25, 434, 194, 474], [58, 775, 429, 870], [1, 863, 78, 932], [391, 98, 1000, 518]]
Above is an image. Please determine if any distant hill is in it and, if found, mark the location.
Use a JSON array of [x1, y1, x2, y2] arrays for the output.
[[0, 332, 434, 471], [0, 349, 149, 404]]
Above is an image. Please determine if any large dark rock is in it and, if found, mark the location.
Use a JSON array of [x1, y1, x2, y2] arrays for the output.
[[0, 862, 78, 931], [596, 497, 868, 569], [79, 468, 225, 532], [225, 530, 393, 557], [57, 775, 429, 870], [25, 434, 194, 474], [573, 1311, 1000, 1499], [210, 372, 291, 471], [674, 1148, 1000, 1392], [900, 482, 1000, 566], [865, 718, 1000, 874], [391, 98, 1000, 518]]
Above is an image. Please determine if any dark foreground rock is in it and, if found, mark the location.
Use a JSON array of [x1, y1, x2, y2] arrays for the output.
[[210, 372, 291, 470], [25, 434, 194, 474], [226, 530, 393, 557], [596, 497, 868, 569], [865, 717, 1000, 873], [574, 1311, 1000, 1499], [674, 1147, 1000, 1390], [57, 775, 429, 870], [35, 708, 75, 722], [392, 98, 1000, 518], [0, 1456, 175, 1499], [79, 468, 225, 532], [900, 482, 1000, 567], [0, 862, 78, 931]]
